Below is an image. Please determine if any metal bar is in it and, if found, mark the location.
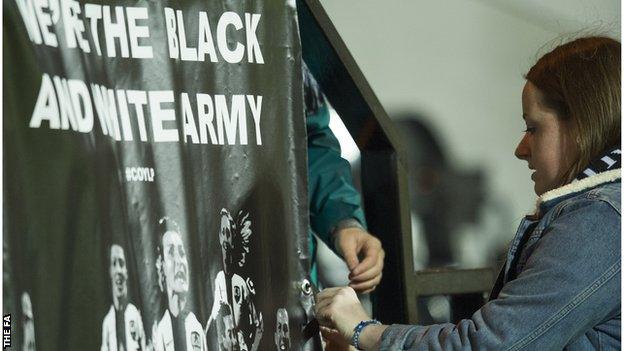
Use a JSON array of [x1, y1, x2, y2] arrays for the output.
[[413, 268, 495, 296]]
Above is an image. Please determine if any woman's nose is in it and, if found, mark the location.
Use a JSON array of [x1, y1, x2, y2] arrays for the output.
[[515, 133, 530, 160]]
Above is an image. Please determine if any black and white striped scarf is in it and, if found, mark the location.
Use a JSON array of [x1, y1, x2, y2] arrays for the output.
[[576, 147, 621, 180]]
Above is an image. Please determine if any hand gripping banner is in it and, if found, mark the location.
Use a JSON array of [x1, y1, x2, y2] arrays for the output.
[[3, 0, 318, 349]]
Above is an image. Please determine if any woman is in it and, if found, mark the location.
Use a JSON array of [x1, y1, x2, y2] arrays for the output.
[[315, 36, 621, 350]]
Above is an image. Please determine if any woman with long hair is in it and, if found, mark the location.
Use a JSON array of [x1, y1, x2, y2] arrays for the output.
[[316, 36, 621, 350]]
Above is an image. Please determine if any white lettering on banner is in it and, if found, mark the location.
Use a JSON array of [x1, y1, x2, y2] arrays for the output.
[[198, 12, 218, 62], [15, 0, 43, 44], [177, 10, 197, 61], [13, 2, 265, 64], [68, 79, 94, 133], [247, 95, 263, 145], [30, 75, 266, 145], [125, 167, 155, 182], [21, 0, 271, 145], [16, 0, 60, 47], [181, 93, 200, 144], [12, 1, 276, 147], [126, 90, 149, 142], [29, 74, 94, 134], [126, 7, 153, 59], [217, 12, 244, 63], [103, 5, 129, 58], [30, 74, 60, 129], [215, 95, 247, 145], [52, 76, 79, 131], [164, 8, 264, 63], [91, 84, 122, 140], [61, 0, 90, 52], [84, 4, 103, 55], [149, 91, 179, 142], [164, 7, 179, 59], [19, 3, 158, 58], [245, 13, 264, 64], [84, 81, 264, 144], [34, 0, 59, 47], [197, 93, 218, 145]]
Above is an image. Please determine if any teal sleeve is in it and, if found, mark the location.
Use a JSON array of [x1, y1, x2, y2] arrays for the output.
[[306, 102, 367, 249]]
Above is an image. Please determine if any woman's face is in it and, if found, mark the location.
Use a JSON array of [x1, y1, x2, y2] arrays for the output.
[[515, 82, 576, 195]]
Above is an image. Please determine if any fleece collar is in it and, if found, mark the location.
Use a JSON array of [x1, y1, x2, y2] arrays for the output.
[[536, 168, 621, 208]]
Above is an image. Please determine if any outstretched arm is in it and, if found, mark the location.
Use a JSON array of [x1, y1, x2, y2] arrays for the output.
[[316, 199, 621, 350], [304, 65, 384, 293]]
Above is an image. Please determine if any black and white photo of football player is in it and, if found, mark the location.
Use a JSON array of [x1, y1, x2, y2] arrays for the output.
[[207, 209, 263, 351], [274, 308, 290, 351], [21, 292, 36, 351], [216, 303, 248, 351], [101, 244, 147, 351], [153, 217, 207, 351]]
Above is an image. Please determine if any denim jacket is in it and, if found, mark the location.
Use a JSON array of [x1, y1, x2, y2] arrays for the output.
[[380, 169, 621, 350]]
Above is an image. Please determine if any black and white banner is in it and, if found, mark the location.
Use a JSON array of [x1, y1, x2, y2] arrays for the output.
[[3, 0, 316, 350]]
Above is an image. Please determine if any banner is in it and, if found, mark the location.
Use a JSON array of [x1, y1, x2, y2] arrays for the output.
[[3, 0, 316, 349]]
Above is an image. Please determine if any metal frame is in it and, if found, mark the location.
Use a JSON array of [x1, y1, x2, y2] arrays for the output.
[[412, 268, 495, 322]]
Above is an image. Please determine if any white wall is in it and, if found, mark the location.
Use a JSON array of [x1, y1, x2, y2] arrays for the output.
[[319, 0, 620, 241]]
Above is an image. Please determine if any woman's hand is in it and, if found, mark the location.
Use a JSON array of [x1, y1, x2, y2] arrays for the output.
[[315, 287, 389, 350], [315, 287, 371, 341]]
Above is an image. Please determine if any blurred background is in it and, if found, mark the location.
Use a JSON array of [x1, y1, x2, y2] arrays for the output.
[[314, 0, 620, 322]]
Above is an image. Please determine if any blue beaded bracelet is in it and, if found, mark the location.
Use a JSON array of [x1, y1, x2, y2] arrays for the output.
[[351, 319, 381, 350]]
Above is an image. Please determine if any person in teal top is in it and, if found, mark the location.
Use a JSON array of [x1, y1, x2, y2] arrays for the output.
[[304, 64, 384, 294]]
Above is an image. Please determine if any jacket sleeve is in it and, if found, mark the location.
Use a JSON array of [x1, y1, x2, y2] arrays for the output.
[[305, 67, 367, 249], [379, 197, 621, 350]]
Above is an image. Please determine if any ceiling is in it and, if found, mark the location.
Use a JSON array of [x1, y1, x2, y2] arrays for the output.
[[473, 0, 621, 37]]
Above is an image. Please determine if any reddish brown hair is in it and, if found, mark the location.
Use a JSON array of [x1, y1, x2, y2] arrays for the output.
[[525, 36, 621, 183]]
